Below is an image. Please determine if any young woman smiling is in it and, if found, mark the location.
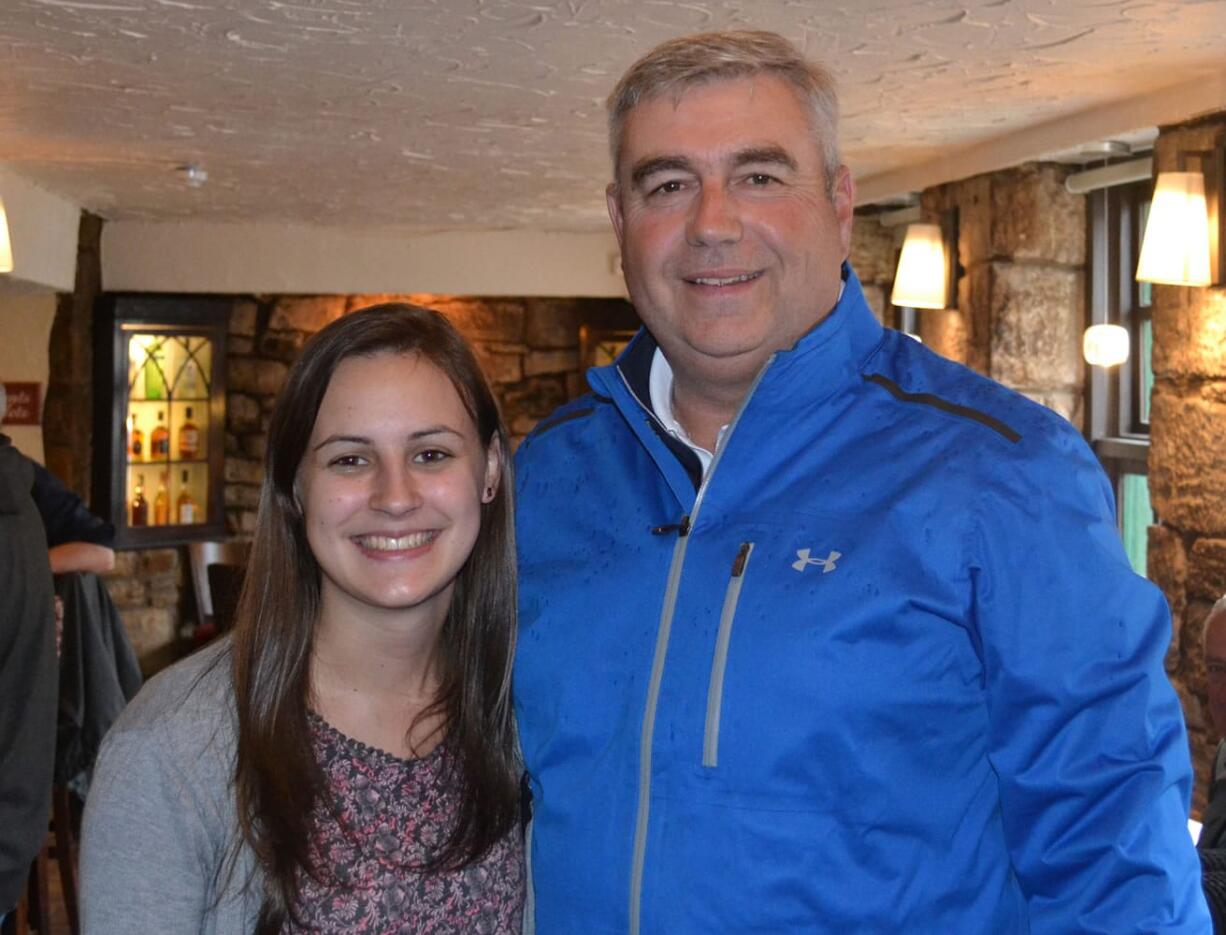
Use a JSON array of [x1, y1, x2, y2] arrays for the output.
[[81, 304, 523, 933]]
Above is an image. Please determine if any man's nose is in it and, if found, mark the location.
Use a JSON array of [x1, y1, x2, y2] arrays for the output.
[[370, 462, 422, 514], [686, 184, 741, 247]]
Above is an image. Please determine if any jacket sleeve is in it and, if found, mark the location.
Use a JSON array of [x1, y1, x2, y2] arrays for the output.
[[969, 423, 1210, 933], [80, 723, 224, 933]]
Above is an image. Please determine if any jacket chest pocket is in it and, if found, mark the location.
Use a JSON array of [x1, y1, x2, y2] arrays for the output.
[[681, 519, 982, 812]]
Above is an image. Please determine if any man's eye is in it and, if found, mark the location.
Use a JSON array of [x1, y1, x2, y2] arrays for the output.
[[648, 179, 685, 197], [746, 173, 778, 186]]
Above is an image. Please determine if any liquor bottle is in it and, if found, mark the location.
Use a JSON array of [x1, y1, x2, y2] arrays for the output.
[[131, 475, 148, 526], [150, 410, 170, 460], [154, 473, 169, 525], [128, 415, 144, 461], [144, 341, 166, 400], [179, 407, 201, 460], [178, 355, 204, 398], [176, 470, 197, 524]]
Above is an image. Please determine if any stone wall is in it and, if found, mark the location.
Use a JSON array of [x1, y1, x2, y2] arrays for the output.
[[849, 215, 899, 324], [92, 292, 635, 667], [921, 164, 1086, 429], [1145, 114, 1226, 810]]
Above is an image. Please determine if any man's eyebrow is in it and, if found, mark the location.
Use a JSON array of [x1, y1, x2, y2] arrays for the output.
[[312, 426, 461, 452], [732, 146, 797, 171], [630, 156, 694, 187]]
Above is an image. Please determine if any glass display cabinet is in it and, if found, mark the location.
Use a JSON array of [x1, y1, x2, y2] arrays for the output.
[[95, 296, 229, 547]]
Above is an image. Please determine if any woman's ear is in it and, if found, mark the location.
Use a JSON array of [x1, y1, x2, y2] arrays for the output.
[[481, 436, 503, 503]]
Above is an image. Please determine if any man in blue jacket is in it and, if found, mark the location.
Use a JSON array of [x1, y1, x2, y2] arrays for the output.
[[513, 29, 1209, 933]]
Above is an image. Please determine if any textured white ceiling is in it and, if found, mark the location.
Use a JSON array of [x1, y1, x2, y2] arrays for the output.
[[2, 0, 1225, 232]]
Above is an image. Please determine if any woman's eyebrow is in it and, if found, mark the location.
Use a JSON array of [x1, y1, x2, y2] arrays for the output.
[[312, 426, 462, 452]]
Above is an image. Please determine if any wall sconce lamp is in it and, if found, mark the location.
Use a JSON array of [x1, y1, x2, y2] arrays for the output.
[[891, 212, 958, 311], [0, 196, 13, 274], [1083, 323, 1130, 367], [1136, 144, 1224, 287]]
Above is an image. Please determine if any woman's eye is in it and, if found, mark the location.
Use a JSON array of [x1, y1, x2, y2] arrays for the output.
[[415, 449, 452, 464], [329, 454, 366, 468]]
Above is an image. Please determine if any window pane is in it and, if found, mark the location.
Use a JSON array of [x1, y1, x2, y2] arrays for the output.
[[1139, 318, 1153, 425], [1121, 473, 1154, 577]]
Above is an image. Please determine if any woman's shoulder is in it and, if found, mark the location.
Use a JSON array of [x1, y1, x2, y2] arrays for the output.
[[108, 637, 235, 749]]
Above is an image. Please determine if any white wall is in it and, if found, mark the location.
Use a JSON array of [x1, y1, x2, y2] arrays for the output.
[[103, 222, 626, 298], [0, 292, 58, 463], [0, 165, 80, 292]]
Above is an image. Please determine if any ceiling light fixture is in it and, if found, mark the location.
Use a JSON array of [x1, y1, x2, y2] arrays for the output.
[[891, 222, 950, 310], [178, 164, 209, 189], [1136, 144, 1224, 287]]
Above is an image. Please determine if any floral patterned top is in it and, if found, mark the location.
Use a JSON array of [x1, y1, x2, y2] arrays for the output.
[[290, 712, 524, 933]]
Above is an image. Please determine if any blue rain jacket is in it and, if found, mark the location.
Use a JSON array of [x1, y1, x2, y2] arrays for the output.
[[513, 267, 1208, 934]]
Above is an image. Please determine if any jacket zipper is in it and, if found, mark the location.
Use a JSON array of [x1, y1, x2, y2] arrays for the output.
[[622, 355, 776, 935], [703, 542, 754, 768]]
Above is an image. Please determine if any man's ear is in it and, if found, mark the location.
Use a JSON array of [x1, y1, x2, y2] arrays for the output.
[[831, 165, 856, 259], [607, 182, 626, 253]]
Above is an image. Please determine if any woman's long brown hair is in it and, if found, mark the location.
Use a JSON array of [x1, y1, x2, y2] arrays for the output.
[[228, 303, 520, 932]]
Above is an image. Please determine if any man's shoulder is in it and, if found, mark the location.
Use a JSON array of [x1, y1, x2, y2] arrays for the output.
[[516, 392, 609, 460], [863, 330, 1084, 464]]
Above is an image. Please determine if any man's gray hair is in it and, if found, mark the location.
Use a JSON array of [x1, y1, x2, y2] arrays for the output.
[[606, 30, 841, 188], [1204, 594, 1226, 653]]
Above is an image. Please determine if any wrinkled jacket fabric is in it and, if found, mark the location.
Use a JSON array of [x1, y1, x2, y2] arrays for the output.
[[513, 268, 1209, 934]]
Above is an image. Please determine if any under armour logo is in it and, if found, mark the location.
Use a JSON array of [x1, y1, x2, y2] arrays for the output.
[[792, 548, 841, 573]]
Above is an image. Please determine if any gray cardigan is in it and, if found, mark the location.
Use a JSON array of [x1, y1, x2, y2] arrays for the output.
[[80, 640, 261, 934]]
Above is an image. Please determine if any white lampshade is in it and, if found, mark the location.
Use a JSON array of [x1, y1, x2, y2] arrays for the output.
[[1083, 323, 1130, 367], [891, 223, 947, 309], [0, 197, 12, 274], [1136, 171, 1211, 286]]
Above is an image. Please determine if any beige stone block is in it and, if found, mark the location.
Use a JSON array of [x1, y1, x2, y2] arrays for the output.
[[860, 284, 886, 326], [849, 217, 897, 285], [1151, 285, 1226, 380], [1149, 382, 1226, 534], [510, 415, 540, 436], [228, 358, 289, 397], [525, 300, 580, 349], [103, 576, 146, 607], [229, 300, 259, 337], [1189, 539, 1226, 602], [988, 263, 1083, 391], [241, 433, 268, 461], [225, 457, 264, 486], [990, 165, 1085, 265], [225, 483, 263, 510], [501, 377, 568, 422], [148, 581, 181, 609], [524, 349, 580, 378], [919, 307, 969, 367], [228, 392, 262, 433], [1186, 599, 1216, 698], [120, 605, 177, 659], [1020, 389, 1082, 429], [139, 548, 180, 577], [257, 330, 308, 364], [268, 296, 344, 334], [229, 336, 254, 356], [357, 295, 526, 344], [474, 347, 523, 385], [106, 550, 140, 578]]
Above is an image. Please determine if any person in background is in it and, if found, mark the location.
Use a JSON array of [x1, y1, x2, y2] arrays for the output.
[[1197, 597, 1226, 930], [0, 416, 57, 921], [81, 304, 524, 933], [512, 29, 1208, 932], [0, 383, 116, 576]]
